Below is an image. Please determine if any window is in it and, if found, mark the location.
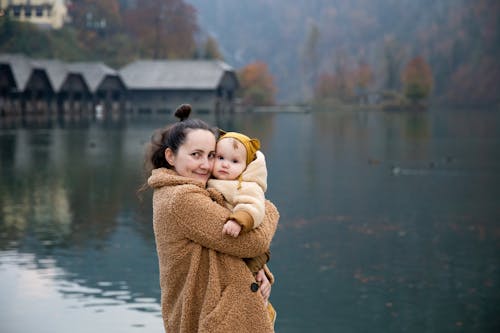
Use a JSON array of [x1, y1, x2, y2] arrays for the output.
[[13, 6, 21, 17]]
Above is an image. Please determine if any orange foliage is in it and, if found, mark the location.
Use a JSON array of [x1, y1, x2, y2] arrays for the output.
[[238, 61, 277, 106], [314, 73, 336, 100], [122, 0, 198, 58], [314, 62, 373, 101], [446, 57, 500, 106], [355, 62, 374, 89], [70, 0, 122, 32], [401, 56, 433, 102]]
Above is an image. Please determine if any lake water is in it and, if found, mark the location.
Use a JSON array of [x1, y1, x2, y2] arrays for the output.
[[0, 108, 499, 333]]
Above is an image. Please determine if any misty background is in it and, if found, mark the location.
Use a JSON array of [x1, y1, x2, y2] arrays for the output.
[[187, 0, 498, 105], [1, 0, 498, 107], [1, 1, 500, 332]]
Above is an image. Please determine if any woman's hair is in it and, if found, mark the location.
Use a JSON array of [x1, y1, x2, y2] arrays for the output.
[[144, 104, 217, 174]]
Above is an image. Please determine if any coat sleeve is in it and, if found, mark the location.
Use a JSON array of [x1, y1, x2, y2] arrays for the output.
[[208, 179, 266, 231], [231, 181, 266, 229], [162, 186, 279, 258]]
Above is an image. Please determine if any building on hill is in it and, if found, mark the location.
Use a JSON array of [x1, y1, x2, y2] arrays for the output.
[[0, 0, 68, 29], [119, 60, 239, 115]]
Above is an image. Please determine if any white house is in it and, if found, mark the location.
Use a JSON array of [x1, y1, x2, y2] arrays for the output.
[[0, 0, 68, 29]]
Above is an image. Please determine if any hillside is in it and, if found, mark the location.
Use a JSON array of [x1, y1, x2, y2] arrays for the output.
[[187, 0, 500, 106]]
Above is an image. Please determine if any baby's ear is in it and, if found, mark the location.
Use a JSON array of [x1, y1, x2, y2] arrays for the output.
[[249, 138, 261, 151]]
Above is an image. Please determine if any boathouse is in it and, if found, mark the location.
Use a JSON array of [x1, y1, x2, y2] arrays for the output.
[[119, 60, 239, 114], [32, 59, 91, 115], [67, 62, 126, 114], [0, 53, 32, 115], [0, 54, 126, 117], [1, 54, 240, 117]]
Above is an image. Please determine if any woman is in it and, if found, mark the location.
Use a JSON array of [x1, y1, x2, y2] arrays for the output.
[[145, 104, 279, 332]]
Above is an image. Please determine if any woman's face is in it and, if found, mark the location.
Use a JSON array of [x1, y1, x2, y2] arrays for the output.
[[165, 129, 216, 185]]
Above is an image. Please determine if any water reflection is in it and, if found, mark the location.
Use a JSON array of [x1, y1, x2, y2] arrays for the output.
[[0, 113, 163, 332], [1, 109, 499, 332], [0, 251, 161, 333]]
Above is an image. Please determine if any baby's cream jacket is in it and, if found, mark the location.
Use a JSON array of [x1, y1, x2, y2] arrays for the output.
[[208, 151, 267, 232]]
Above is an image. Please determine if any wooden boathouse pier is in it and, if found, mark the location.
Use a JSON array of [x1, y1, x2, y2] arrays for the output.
[[0, 54, 239, 118]]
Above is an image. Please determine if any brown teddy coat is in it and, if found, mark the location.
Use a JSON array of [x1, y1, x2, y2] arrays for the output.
[[148, 168, 279, 333]]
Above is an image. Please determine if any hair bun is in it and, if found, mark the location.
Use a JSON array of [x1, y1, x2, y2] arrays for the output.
[[175, 104, 192, 121]]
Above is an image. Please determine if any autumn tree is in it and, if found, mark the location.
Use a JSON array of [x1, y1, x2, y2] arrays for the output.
[[445, 57, 500, 107], [314, 73, 336, 100], [69, 0, 122, 37], [313, 49, 360, 104], [122, 0, 198, 59], [401, 56, 433, 103], [354, 62, 373, 91], [237, 62, 276, 106], [66, 0, 139, 66]]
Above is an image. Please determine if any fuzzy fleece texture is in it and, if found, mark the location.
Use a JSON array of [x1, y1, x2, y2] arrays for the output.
[[207, 150, 267, 231], [148, 168, 279, 333]]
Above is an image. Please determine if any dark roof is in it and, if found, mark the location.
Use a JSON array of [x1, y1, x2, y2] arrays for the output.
[[67, 62, 120, 92], [0, 54, 122, 93], [1, 54, 237, 93], [119, 60, 235, 90], [31, 59, 69, 91], [0, 54, 33, 90]]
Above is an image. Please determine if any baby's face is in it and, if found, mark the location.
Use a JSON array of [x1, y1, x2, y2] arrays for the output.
[[212, 138, 247, 180]]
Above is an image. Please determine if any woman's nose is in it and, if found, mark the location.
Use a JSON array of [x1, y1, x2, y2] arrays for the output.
[[200, 158, 210, 169], [201, 156, 213, 170]]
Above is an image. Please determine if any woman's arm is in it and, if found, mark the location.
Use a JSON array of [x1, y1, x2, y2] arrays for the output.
[[160, 186, 279, 258]]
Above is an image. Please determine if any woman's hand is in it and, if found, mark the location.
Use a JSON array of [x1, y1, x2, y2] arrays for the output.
[[256, 269, 271, 302]]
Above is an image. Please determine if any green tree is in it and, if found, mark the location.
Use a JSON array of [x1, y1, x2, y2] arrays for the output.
[[202, 36, 224, 60], [383, 36, 405, 91], [300, 22, 320, 99], [0, 17, 87, 60]]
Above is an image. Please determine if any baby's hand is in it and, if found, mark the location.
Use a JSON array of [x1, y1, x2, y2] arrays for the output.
[[222, 220, 242, 238]]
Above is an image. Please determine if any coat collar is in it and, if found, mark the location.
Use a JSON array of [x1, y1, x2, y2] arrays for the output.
[[148, 168, 206, 189]]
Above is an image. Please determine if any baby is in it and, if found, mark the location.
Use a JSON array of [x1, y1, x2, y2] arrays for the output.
[[207, 131, 276, 325], [208, 131, 266, 238]]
